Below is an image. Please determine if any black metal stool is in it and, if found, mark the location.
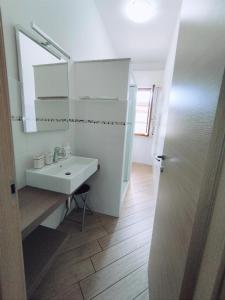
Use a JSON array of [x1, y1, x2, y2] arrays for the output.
[[71, 184, 93, 231]]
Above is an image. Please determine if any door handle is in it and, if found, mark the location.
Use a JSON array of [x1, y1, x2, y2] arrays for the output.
[[155, 155, 167, 173], [155, 155, 166, 162]]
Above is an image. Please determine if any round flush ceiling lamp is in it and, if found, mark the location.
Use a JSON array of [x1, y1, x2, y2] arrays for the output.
[[126, 0, 156, 23]]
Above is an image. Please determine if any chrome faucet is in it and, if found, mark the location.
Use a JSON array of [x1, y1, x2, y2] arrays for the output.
[[53, 147, 66, 163]]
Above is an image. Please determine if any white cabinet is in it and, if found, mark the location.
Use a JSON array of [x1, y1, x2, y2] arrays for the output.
[[33, 62, 69, 98]]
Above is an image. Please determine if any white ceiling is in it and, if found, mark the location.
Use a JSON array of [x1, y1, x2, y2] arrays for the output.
[[95, 0, 182, 69]]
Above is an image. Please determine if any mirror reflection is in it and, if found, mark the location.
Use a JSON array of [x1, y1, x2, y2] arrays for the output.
[[16, 28, 69, 133]]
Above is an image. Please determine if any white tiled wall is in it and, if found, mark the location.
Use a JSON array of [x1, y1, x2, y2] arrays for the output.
[[71, 99, 128, 217], [71, 99, 127, 121], [71, 59, 130, 217], [74, 59, 130, 101]]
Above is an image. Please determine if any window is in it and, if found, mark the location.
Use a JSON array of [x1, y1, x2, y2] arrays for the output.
[[134, 88, 153, 136]]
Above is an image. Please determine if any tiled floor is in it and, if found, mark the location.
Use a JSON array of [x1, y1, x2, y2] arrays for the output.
[[32, 163, 156, 300]]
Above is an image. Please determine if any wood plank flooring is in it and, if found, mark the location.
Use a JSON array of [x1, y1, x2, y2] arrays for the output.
[[92, 265, 149, 300], [31, 163, 155, 300]]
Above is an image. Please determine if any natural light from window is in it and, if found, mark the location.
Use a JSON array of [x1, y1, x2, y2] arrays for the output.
[[134, 88, 152, 136]]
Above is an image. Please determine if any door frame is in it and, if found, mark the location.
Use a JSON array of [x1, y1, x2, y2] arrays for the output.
[[0, 9, 26, 300]]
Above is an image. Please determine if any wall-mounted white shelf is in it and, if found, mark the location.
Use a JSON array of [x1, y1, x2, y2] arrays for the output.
[[79, 96, 119, 101], [18, 186, 67, 239]]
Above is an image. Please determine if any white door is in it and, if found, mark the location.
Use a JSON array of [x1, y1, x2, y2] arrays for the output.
[[148, 0, 225, 299]]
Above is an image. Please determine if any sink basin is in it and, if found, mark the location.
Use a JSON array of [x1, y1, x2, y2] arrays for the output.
[[26, 156, 98, 195]]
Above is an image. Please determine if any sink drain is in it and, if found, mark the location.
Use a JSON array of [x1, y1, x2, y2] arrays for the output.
[[65, 172, 71, 176]]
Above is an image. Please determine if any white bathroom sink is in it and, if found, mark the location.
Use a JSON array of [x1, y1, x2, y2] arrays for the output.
[[26, 156, 98, 195]]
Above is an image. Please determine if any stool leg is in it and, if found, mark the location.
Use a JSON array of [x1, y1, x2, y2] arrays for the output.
[[81, 195, 87, 232], [73, 194, 80, 211], [81, 192, 93, 215]]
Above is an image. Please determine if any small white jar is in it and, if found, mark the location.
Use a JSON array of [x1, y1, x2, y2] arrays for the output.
[[33, 154, 45, 169], [45, 152, 54, 165]]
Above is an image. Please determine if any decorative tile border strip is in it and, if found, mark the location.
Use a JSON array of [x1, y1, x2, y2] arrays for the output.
[[72, 119, 126, 126], [11, 116, 128, 126], [11, 116, 23, 121], [36, 118, 69, 123]]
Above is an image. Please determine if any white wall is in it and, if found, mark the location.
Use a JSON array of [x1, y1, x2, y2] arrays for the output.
[[2, 0, 115, 78], [132, 70, 164, 165], [132, 135, 153, 165], [1, 0, 115, 228], [133, 70, 164, 88]]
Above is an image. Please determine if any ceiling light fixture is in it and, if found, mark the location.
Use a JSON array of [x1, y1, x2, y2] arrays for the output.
[[126, 0, 156, 23]]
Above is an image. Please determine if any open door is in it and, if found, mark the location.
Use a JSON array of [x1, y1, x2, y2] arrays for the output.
[[148, 0, 225, 299], [0, 10, 26, 300]]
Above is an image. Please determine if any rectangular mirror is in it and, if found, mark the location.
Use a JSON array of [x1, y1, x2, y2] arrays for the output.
[[16, 27, 69, 133]]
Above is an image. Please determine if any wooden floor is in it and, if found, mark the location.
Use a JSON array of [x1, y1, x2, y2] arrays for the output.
[[31, 163, 156, 300]]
